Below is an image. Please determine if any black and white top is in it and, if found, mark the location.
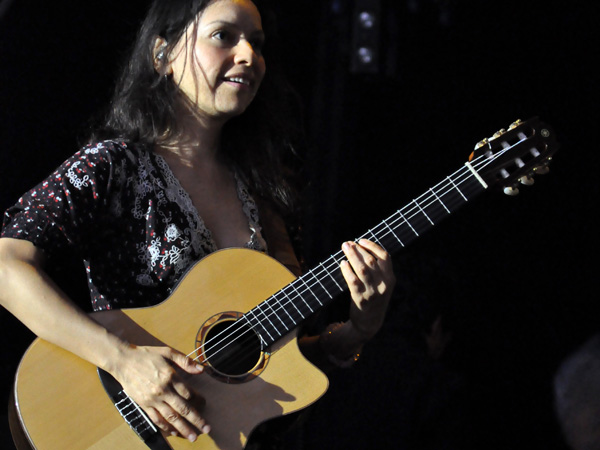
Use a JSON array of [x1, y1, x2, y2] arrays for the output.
[[2, 140, 267, 311]]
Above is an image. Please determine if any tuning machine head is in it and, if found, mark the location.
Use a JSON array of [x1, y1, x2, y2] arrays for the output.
[[534, 163, 551, 175], [519, 175, 535, 186], [505, 172, 536, 194], [490, 128, 507, 140], [471, 117, 558, 196], [473, 128, 508, 150], [474, 138, 489, 150], [508, 119, 523, 130]]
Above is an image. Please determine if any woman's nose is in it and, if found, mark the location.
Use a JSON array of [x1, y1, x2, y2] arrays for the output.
[[233, 40, 258, 66]]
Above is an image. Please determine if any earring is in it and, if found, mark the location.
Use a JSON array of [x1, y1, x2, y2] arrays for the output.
[[153, 41, 170, 77], [154, 41, 167, 62]]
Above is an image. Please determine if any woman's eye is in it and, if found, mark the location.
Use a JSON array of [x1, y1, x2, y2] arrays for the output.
[[213, 30, 231, 41]]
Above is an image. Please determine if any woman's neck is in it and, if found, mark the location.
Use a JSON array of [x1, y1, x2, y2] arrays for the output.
[[156, 96, 227, 168]]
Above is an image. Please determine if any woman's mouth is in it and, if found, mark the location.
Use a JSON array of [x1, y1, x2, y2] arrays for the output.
[[223, 76, 252, 87]]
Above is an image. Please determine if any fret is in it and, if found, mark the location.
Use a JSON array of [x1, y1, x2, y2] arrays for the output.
[[447, 176, 468, 201], [413, 199, 434, 226], [320, 261, 344, 292], [272, 291, 299, 328], [256, 302, 283, 337], [399, 210, 419, 236], [289, 283, 315, 315], [367, 229, 384, 247], [264, 296, 291, 332], [297, 277, 324, 308], [383, 218, 405, 247], [429, 188, 451, 214], [244, 309, 274, 344], [305, 269, 334, 299], [240, 314, 267, 348], [279, 288, 306, 322]]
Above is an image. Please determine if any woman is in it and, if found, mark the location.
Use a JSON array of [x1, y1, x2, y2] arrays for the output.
[[0, 0, 395, 444]]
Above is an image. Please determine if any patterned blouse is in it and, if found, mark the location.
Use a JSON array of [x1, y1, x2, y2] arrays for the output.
[[1, 140, 268, 311]]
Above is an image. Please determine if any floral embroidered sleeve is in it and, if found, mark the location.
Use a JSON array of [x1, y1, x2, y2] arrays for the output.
[[1, 142, 121, 260]]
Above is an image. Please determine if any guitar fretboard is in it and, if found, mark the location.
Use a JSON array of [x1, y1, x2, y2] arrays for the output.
[[244, 162, 487, 347]]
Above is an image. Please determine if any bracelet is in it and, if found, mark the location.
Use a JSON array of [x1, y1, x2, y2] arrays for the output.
[[320, 322, 362, 368]]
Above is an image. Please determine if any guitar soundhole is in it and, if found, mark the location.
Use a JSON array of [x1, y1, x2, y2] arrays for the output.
[[200, 317, 265, 381]]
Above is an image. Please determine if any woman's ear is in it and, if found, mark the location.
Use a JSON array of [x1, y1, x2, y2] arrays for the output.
[[153, 36, 172, 75]]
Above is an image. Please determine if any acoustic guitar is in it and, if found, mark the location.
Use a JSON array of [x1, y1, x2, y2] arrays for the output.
[[9, 117, 559, 449]]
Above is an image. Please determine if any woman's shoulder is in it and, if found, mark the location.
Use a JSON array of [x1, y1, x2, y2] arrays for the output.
[[74, 139, 148, 163], [56, 139, 154, 176], [42, 140, 155, 193]]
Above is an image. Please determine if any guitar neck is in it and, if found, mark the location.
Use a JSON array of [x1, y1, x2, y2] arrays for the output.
[[244, 115, 559, 347], [244, 162, 487, 347]]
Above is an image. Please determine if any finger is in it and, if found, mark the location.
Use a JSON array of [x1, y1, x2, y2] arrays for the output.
[[163, 348, 204, 375], [144, 382, 210, 440], [340, 259, 365, 295], [171, 377, 206, 408], [342, 242, 378, 284], [167, 387, 211, 434], [357, 239, 391, 262], [156, 402, 198, 442], [145, 406, 175, 434], [133, 377, 198, 439], [357, 240, 395, 283], [156, 397, 211, 442]]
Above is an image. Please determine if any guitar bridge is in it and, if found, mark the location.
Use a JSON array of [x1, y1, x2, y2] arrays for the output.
[[114, 390, 158, 440], [98, 368, 172, 449]]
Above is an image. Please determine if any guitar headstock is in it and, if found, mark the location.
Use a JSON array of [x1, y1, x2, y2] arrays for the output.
[[469, 117, 559, 195]]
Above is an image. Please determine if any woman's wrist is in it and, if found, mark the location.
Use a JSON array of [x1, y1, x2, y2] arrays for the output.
[[319, 321, 367, 368], [95, 330, 134, 377], [348, 317, 379, 342]]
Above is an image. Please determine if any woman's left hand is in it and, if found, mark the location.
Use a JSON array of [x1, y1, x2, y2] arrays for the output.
[[340, 239, 396, 340]]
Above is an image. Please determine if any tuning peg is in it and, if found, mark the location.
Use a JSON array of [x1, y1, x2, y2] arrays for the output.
[[474, 138, 489, 150], [504, 186, 520, 196], [490, 129, 507, 140], [508, 119, 523, 130], [534, 165, 550, 175], [519, 175, 535, 186]]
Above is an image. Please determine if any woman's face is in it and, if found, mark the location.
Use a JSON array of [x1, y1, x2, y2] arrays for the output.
[[167, 0, 266, 121]]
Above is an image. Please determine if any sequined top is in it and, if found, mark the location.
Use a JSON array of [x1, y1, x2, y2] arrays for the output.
[[1, 140, 267, 311]]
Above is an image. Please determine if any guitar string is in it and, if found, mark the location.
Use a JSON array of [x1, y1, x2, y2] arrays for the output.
[[239, 149, 491, 329], [186, 143, 523, 367], [185, 146, 513, 367], [185, 145, 517, 366]]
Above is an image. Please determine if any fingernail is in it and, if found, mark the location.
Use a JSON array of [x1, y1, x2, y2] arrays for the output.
[[202, 425, 211, 434], [188, 433, 198, 442], [342, 242, 351, 251]]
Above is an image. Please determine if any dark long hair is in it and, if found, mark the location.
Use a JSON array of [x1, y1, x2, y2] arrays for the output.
[[90, 0, 305, 222]]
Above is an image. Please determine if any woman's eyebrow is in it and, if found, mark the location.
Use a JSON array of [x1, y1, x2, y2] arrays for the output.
[[204, 20, 264, 36]]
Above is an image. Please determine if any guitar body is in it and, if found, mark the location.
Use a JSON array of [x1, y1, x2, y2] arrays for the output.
[[11, 249, 329, 450]]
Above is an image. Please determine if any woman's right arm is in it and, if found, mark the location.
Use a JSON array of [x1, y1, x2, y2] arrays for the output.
[[0, 237, 209, 442]]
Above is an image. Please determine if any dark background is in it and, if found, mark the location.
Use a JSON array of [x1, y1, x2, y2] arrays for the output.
[[1, 0, 598, 449]]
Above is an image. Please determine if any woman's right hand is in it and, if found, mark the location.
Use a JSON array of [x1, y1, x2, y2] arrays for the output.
[[109, 344, 210, 442]]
